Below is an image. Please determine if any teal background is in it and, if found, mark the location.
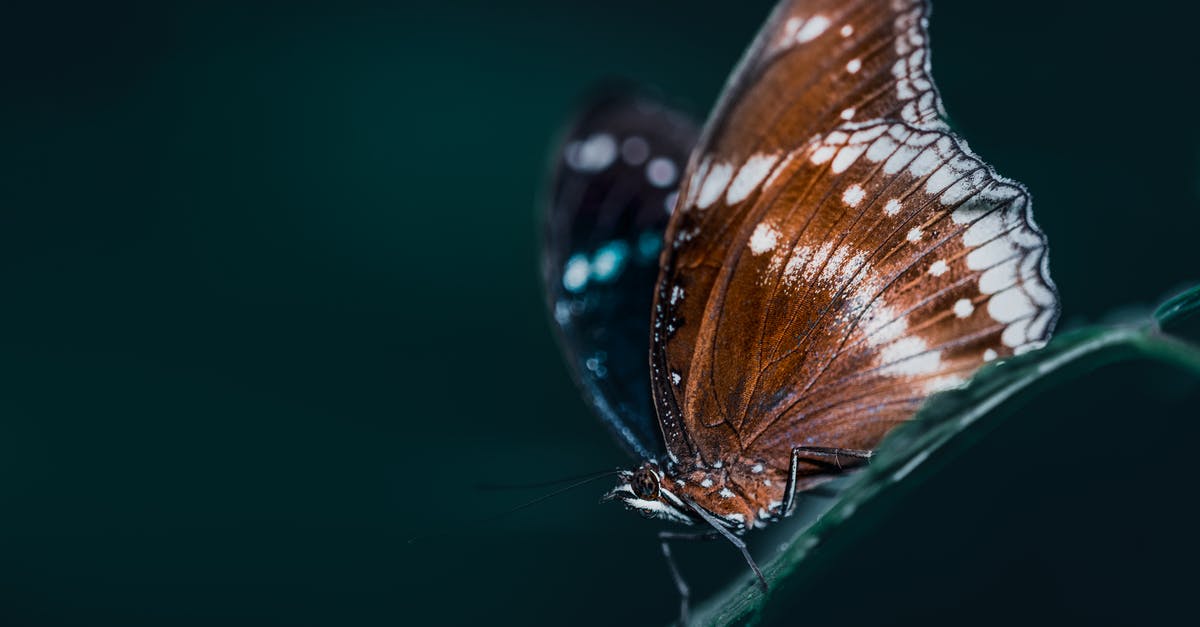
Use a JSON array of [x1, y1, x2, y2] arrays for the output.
[[2, 1, 1198, 625]]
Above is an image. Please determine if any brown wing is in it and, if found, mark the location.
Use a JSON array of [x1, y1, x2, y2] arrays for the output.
[[650, 0, 1058, 467], [694, 0, 945, 166]]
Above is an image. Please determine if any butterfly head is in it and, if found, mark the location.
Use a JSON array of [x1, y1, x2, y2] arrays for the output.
[[604, 462, 696, 525], [605, 458, 791, 531]]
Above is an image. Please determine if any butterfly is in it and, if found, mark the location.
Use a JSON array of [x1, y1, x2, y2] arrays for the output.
[[542, 0, 1058, 620]]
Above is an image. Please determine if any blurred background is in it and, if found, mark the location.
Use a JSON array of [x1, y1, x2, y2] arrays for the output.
[[2, 1, 1198, 625]]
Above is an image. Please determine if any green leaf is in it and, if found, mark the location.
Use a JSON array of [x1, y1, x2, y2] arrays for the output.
[[1155, 284, 1200, 341], [688, 290, 1200, 626]]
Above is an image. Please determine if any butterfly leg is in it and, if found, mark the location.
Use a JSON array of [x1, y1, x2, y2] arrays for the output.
[[658, 530, 719, 626], [783, 446, 874, 516]]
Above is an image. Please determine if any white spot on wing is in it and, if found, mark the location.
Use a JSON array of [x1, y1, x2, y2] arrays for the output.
[[553, 300, 570, 325], [863, 304, 908, 347], [928, 259, 948, 276], [749, 222, 780, 255], [883, 198, 902, 216], [979, 258, 1018, 294], [966, 237, 1017, 272], [590, 241, 627, 282], [621, 136, 649, 165], [783, 17, 803, 39], [697, 162, 733, 209], [562, 254, 589, 292], [820, 246, 849, 283], [831, 145, 866, 173], [567, 133, 616, 171], [989, 288, 1036, 325], [646, 157, 677, 188], [846, 58, 862, 73], [842, 184, 866, 207], [908, 147, 941, 177], [953, 298, 975, 318], [962, 212, 1004, 247], [810, 145, 837, 165], [795, 15, 830, 42], [1002, 317, 1032, 348], [878, 337, 942, 377], [727, 153, 779, 203]]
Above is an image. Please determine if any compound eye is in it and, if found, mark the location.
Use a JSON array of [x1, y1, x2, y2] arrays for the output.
[[631, 468, 659, 500]]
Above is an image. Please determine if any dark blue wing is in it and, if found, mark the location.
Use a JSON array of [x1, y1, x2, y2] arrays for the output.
[[542, 88, 699, 461]]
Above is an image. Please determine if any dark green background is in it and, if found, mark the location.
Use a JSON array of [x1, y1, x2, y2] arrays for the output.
[[3, 1, 1198, 625]]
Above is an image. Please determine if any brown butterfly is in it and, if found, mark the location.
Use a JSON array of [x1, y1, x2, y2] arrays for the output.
[[544, 0, 1057, 621]]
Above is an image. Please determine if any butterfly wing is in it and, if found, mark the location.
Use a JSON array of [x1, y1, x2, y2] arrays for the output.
[[543, 89, 699, 461], [650, 0, 1058, 469]]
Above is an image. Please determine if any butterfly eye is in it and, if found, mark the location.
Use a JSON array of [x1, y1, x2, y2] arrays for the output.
[[631, 467, 659, 500]]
